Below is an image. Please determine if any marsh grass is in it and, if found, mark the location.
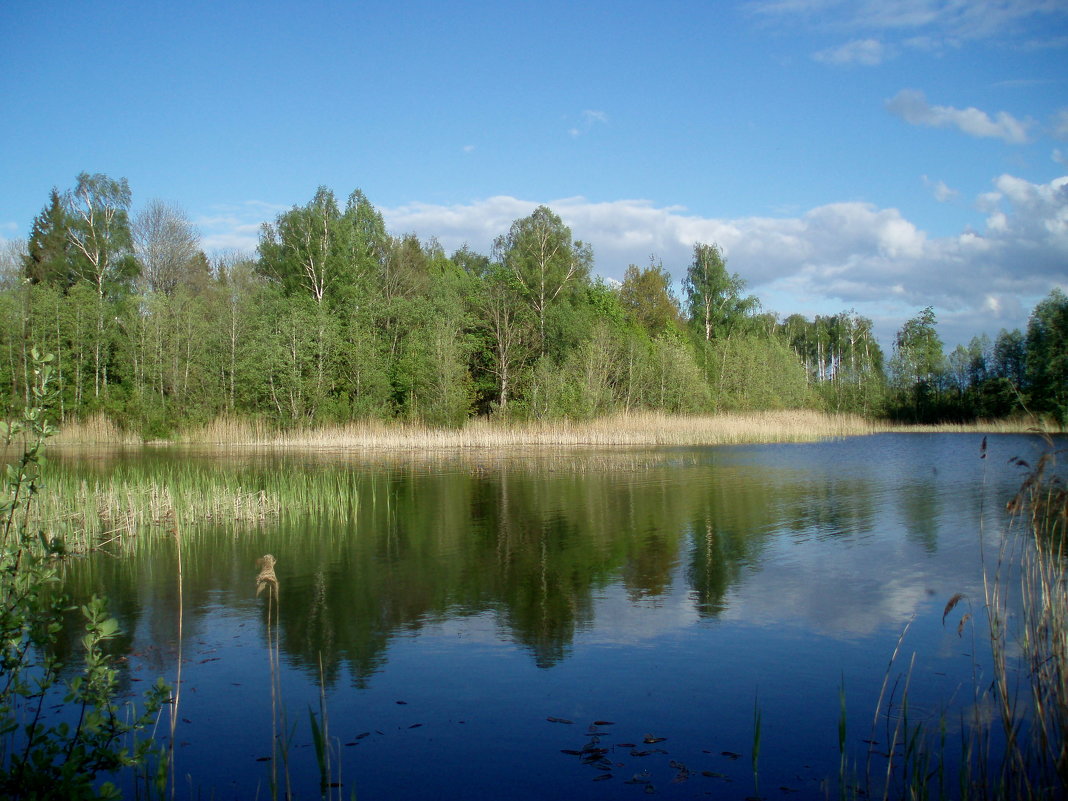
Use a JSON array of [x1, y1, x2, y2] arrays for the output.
[[22, 460, 371, 550]]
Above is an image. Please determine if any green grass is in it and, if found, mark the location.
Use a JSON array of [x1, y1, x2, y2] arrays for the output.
[[23, 459, 367, 551]]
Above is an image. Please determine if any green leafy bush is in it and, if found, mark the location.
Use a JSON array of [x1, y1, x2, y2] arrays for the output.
[[0, 350, 169, 800]]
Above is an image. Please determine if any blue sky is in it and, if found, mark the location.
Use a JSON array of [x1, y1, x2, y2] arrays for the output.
[[1, 0, 1066, 349]]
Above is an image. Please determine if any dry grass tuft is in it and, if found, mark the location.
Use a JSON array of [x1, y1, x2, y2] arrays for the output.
[[51, 413, 140, 446]]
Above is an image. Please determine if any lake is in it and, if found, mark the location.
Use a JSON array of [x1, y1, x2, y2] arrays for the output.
[[48, 432, 1063, 799]]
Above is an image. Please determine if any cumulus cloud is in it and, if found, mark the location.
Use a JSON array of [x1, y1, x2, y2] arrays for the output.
[[886, 89, 1033, 143], [187, 175, 1066, 349], [813, 37, 891, 65], [377, 173, 1068, 348]]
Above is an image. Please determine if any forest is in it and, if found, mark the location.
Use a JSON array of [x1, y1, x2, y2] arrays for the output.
[[1, 172, 1065, 436]]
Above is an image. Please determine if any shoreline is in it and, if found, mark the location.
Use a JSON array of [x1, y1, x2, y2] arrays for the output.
[[47, 410, 1060, 451]]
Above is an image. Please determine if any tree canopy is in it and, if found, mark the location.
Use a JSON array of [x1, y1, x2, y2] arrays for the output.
[[1, 174, 1063, 434]]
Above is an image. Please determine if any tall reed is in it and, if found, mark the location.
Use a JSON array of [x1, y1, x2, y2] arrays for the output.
[[58, 409, 882, 448], [22, 458, 370, 550]]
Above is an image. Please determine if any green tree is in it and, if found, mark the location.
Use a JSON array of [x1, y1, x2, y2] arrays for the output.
[[619, 260, 682, 337], [1025, 288, 1068, 422], [493, 206, 592, 353], [23, 189, 76, 288], [340, 188, 389, 296], [992, 328, 1027, 388], [472, 263, 533, 414], [683, 242, 757, 341], [890, 306, 945, 420], [258, 186, 345, 304], [705, 334, 810, 410], [64, 172, 138, 299]]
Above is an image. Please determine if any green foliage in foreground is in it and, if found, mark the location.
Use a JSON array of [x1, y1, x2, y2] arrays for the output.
[[0, 351, 169, 799]]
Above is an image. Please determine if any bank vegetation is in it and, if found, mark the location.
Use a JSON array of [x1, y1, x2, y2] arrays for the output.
[[1, 173, 1065, 444]]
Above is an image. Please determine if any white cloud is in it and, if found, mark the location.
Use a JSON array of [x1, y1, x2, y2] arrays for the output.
[[189, 176, 1066, 349], [378, 173, 1068, 348], [1052, 109, 1068, 139], [194, 200, 289, 254], [813, 37, 891, 65], [886, 89, 1033, 143], [384, 196, 539, 250], [749, 0, 1067, 41]]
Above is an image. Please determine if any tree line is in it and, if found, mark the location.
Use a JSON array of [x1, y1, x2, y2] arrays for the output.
[[0, 172, 1064, 435]]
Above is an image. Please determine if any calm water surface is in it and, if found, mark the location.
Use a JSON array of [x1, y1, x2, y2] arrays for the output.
[[53, 433, 1063, 799]]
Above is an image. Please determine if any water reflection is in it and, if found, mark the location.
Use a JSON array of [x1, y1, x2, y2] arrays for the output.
[[53, 434, 1056, 686]]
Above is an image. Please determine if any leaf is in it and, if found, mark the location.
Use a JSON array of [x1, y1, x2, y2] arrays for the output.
[[957, 613, 972, 637], [99, 617, 120, 639], [942, 593, 965, 624]]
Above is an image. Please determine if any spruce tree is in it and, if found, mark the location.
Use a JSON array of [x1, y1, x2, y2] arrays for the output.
[[23, 189, 74, 288]]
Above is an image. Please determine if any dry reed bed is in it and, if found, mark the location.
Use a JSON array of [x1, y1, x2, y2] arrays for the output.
[[54, 410, 881, 449], [49, 410, 1058, 451]]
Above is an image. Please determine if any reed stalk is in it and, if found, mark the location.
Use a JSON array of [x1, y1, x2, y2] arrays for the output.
[[167, 511, 183, 801], [863, 437, 1068, 800]]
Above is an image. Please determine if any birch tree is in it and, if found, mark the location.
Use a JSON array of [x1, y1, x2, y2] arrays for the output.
[[683, 242, 757, 341], [493, 206, 591, 353], [258, 187, 342, 304], [64, 172, 137, 298], [476, 264, 533, 413]]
